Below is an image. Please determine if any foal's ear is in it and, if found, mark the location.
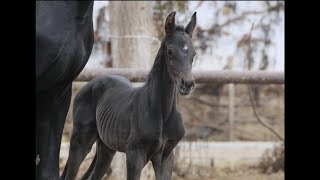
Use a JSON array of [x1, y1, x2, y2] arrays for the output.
[[165, 11, 176, 34], [185, 12, 197, 38]]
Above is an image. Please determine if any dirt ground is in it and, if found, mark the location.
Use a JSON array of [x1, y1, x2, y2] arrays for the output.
[[173, 172, 284, 180], [172, 168, 284, 180]]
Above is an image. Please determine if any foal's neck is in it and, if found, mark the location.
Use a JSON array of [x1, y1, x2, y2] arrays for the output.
[[145, 42, 176, 121]]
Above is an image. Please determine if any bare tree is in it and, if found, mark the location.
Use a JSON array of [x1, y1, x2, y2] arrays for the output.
[[105, 2, 160, 179], [244, 24, 284, 141], [109, 1, 159, 68]]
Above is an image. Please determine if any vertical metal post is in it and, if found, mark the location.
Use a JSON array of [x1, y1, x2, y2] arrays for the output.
[[228, 83, 235, 141]]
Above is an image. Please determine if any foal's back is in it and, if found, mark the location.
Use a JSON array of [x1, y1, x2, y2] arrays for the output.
[[74, 75, 134, 109], [73, 75, 137, 152]]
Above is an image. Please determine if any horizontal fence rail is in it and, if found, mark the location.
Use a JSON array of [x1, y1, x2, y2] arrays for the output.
[[75, 68, 284, 84]]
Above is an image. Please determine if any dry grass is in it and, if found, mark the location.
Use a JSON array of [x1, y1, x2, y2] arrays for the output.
[[258, 143, 284, 173]]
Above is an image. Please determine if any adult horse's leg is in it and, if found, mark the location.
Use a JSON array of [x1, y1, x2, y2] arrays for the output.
[[81, 138, 116, 180], [151, 153, 174, 180], [36, 84, 72, 180]]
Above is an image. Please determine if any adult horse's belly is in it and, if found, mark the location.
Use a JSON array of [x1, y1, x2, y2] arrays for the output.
[[96, 86, 134, 152]]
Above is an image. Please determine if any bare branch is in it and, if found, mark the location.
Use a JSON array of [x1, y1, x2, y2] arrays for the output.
[[208, 3, 282, 38], [190, 96, 261, 108], [243, 23, 284, 142], [184, 121, 224, 133], [190, 97, 220, 107], [209, 10, 263, 36], [195, 1, 204, 10], [247, 86, 284, 141], [267, 2, 284, 12]]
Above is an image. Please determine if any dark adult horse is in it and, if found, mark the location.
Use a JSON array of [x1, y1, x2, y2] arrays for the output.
[[62, 12, 197, 180], [36, 1, 94, 179]]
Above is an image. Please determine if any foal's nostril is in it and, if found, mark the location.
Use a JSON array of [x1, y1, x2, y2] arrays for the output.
[[190, 81, 194, 88], [186, 81, 194, 90], [181, 79, 194, 89], [181, 78, 185, 84]]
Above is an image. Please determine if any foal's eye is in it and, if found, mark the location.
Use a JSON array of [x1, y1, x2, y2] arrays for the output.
[[166, 49, 173, 56]]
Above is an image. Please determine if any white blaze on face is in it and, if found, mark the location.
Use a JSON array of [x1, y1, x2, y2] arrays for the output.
[[183, 44, 188, 51]]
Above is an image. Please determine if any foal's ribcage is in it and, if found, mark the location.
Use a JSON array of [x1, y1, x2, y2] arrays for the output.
[[96, 87, 133, 152]]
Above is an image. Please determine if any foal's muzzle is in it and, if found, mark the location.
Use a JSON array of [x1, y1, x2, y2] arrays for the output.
[[178, 78, 195, 95]]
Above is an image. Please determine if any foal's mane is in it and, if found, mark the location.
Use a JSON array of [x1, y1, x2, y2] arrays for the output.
[[146, 25, 186, 85]]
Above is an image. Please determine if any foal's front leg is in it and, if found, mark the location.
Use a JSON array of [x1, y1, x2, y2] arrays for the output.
[[126, 138, 160, 180], [126, 149, 147, 180], [151, 110, 185, 180], [151, 151, 174, 180]]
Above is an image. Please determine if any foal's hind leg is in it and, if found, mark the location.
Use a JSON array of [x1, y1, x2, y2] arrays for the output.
[[81, 138, 116, 180], [61, 103, 97, 180], [60, 129, 97, 180]]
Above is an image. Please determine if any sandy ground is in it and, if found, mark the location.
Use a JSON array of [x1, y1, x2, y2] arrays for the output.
[[172, 167, 284, 180], [173, 172, 284, 180]]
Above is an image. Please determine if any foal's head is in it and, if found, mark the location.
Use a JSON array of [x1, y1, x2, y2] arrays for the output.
[[163, 11, 197, 96]]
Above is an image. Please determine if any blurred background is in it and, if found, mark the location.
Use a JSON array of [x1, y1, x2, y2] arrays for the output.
[[60, 1, 284, 180]]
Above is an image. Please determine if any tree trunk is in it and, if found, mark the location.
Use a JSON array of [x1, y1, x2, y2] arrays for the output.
[[108, 2, 158, 179], [109, 1, 159, 68]]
